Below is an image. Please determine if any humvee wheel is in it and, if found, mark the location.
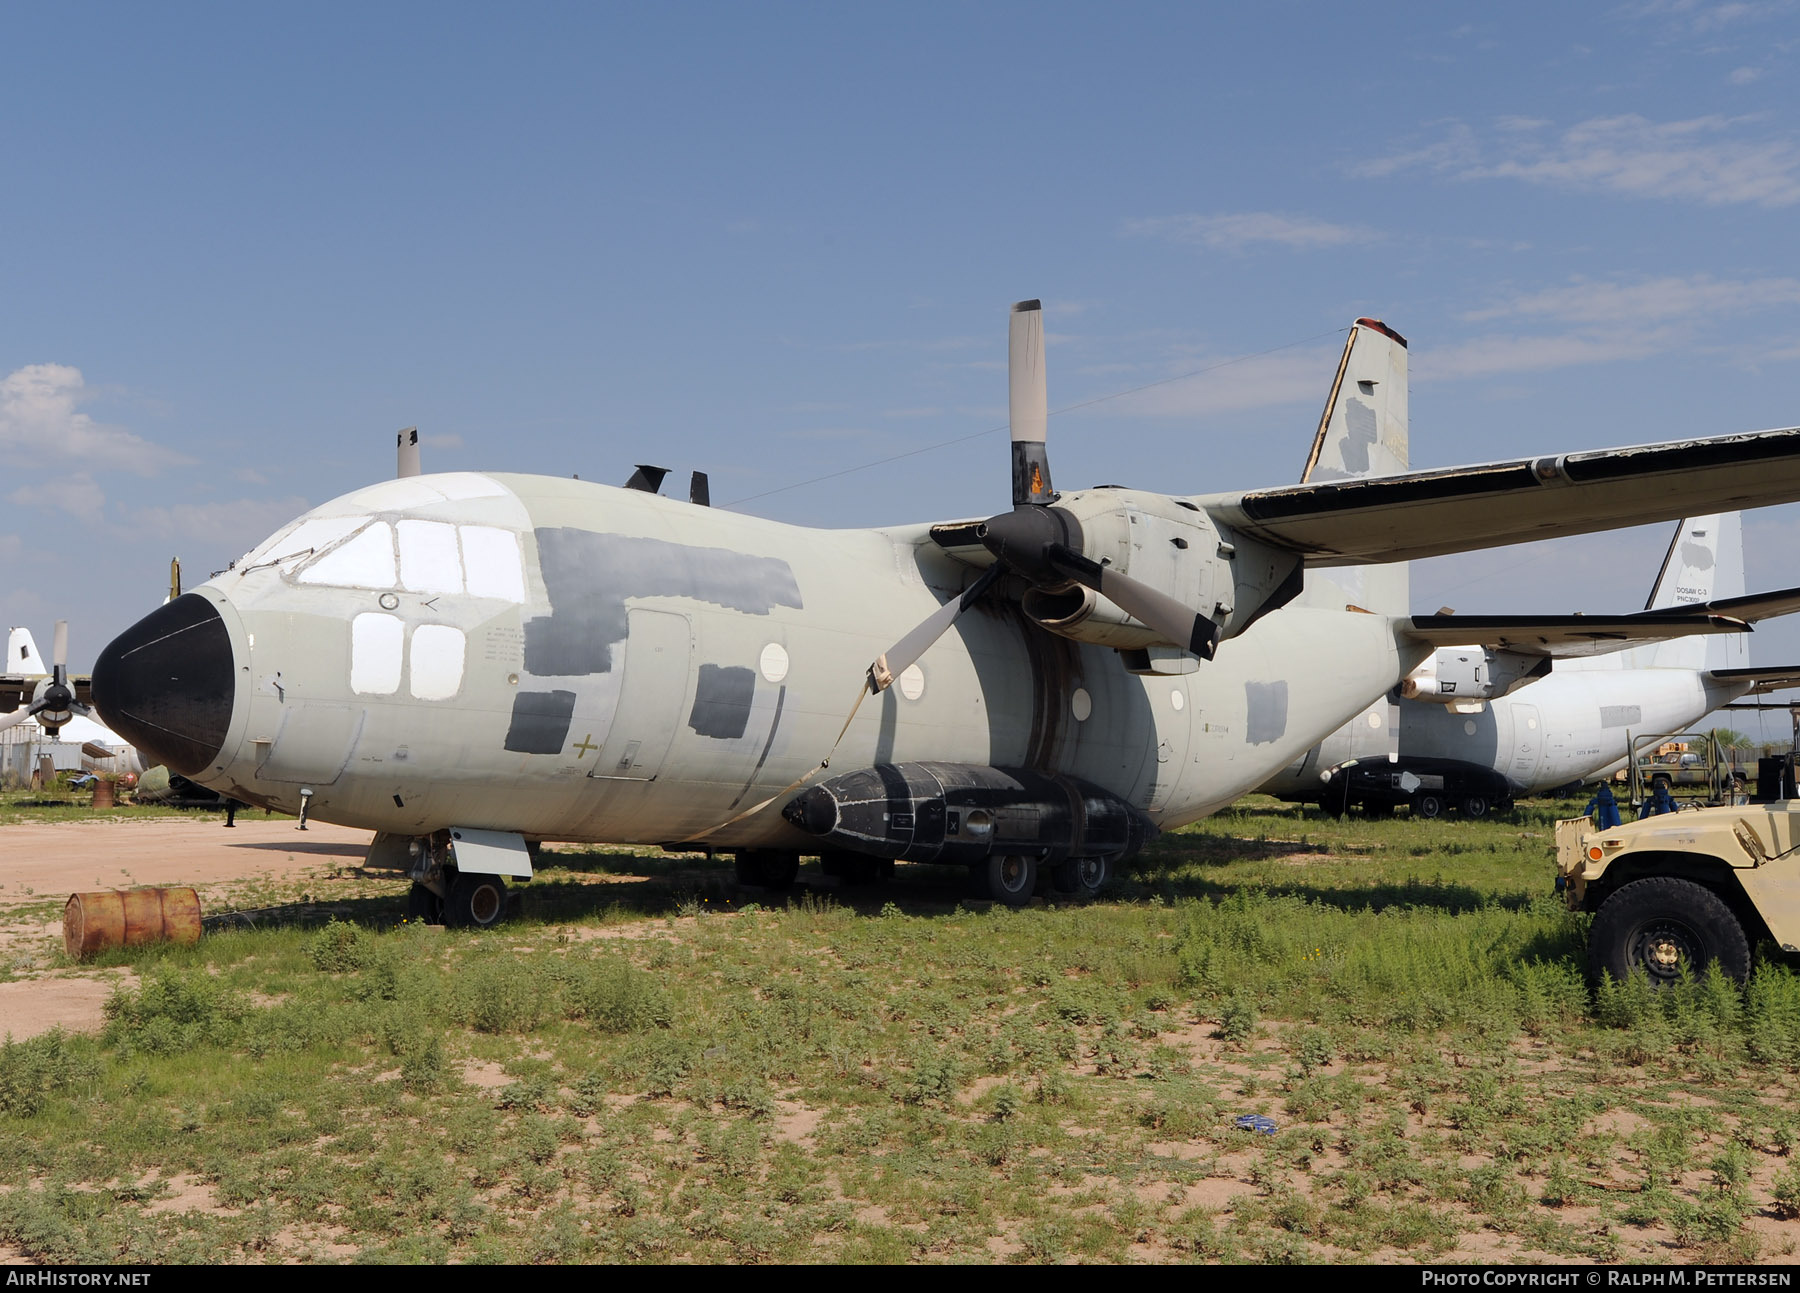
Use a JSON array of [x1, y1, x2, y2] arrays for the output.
[[445, 871, 508, 929], [1588, 876, 1749, 987], [982, 854, 1037, 908], [1461, 794, 1490, 819], [1415, 793, 1446, 819]]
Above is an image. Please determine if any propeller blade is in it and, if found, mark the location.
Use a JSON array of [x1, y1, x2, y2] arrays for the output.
[[867, 565, 1004, 693], [52, 620, 68, 670], [0, 704, 39, 733], [1009, 300, 1054, 506], [1044, 544, 1220, 658]]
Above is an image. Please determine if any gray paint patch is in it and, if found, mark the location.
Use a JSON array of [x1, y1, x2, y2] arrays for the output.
[[1679, 539, 1716, 570], [1245, 680, 1289, 745], [689, 664, 756, 739], [504, 689, 577, 754], [1599, 705, 1642, 729], [524, 529, 803, 676]]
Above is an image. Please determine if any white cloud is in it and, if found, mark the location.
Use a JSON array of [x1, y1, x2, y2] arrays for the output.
[[1108, 349, 1336, 418], [1124, 211, 1377, 251], [8, 473, 106, 524], [0, 364, 182, 475], [1357, 114, 1800, 207], [124, 496, 311, 547], [1729, 66, 1764, 83], [1412, 328, 1683, 382], [1464, 274, 1800, 324]]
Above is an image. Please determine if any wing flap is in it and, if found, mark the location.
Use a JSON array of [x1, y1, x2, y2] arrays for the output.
[[1711, 666, 1800, 696], [1202, 426, 1800, 565]]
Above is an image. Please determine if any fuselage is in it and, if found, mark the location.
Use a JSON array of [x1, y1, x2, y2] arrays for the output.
[[1263, 656, 1747, 801], [93, 471, 1424, 847]]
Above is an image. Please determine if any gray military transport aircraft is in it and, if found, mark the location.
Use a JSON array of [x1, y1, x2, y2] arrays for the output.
[[88, 303, 1800, 926]]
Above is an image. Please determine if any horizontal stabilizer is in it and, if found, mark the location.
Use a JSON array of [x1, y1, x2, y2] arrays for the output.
[[1202, 425, 1800, 566], [1710, 666, 1800, 696], [1403, 612, 1751, 659]]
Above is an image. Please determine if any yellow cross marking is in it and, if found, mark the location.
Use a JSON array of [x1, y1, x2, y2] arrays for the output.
[[573, 734, 597, 757]]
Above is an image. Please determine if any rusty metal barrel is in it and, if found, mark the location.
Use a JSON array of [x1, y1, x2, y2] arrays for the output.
[[63, 888, 202, 960]]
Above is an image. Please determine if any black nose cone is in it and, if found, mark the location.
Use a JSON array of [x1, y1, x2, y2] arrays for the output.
[[91, 594, 235, 777]]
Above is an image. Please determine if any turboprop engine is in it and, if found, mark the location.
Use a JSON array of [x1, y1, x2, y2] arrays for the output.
[[1399, 646, 1549, 704]]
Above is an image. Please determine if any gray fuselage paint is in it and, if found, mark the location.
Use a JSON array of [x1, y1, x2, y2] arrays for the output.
[[524, 529, 803, 677], [689, 664, 757, 740]]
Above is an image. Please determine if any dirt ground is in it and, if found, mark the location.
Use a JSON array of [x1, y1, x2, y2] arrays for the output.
[[1, 816, 374, 1043]]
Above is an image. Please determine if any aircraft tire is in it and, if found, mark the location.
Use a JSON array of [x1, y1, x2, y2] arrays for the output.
[[405, 882, 443, 925], [734, 850, 799, 890], [1460, 794, 1489, 819], [1587, 876, 1749, 987], [1415, 793, 1446, 820], [1052, 854, 1111, 900], [982, 854, 1037, 908], [444, 871, 507, 929]]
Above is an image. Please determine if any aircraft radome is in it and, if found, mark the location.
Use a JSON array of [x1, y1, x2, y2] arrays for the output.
[[86, 303, 1800, 926]]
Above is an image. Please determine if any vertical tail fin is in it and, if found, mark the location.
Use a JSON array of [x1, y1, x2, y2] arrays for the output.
[[1634, 513, 1747, 670], [8, 627, 47, 676], [1302, 318, 1409, 616]]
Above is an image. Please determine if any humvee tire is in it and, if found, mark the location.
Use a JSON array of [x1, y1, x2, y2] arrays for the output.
[[1587, 875, 1750, 987]]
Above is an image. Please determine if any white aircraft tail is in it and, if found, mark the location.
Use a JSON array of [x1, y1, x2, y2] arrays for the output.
[[1300, 318, 1409, 616], [1640, 514, 1748, 671], [8, 627, 47, 676]]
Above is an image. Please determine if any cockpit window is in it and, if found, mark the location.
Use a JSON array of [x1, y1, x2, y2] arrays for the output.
[[297, 522, 397, 589], [397, 519, 462, 595]]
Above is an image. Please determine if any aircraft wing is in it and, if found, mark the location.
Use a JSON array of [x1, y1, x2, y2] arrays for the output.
[[1200, 426, 1800, 566], [1402, 612, 1752, 659], [1710, 666, 1800, 696]]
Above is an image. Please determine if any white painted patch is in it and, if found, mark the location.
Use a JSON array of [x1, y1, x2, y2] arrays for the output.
[[299, 522, 396, 589], [1071, 688, 1092, 722], [1464, 720, 1478, 736], [342, 478, 449, 511], [759, 642, 789, 683], [1367, 711, 1382, 729], [1170, 688, 1185, 712], [899, 664, 925, 700], [461, 526, 526, 603], [350, 612, 404, 695], [432, 472, 509, 501], [398, 519, 463, 594], [409, 624, 466, 700]]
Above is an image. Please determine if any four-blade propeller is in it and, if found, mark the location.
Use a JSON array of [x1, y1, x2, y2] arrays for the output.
[[863, 300, 1218, 695], [0, 620, 91, 735]]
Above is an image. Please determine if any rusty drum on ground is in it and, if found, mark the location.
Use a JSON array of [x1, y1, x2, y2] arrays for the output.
[[63, 887, 202, 960]]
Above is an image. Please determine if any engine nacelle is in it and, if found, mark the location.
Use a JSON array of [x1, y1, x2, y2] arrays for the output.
[[1399, 647, 1548, 704], [783, 762, 1157, 867], [1028, 489, 1299, 653]]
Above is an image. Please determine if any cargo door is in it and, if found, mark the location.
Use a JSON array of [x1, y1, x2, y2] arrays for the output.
[[1508, 703, 1542, 788], [590, 609, 692, 782]]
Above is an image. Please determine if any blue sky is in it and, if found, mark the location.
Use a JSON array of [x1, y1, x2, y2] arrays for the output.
[[5, 2, 1800, 739]]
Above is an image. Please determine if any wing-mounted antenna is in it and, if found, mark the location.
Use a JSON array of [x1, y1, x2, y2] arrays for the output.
[[624, 465, 669, 494], [690, 471, 710, 506], [397, 426, 421, 478]]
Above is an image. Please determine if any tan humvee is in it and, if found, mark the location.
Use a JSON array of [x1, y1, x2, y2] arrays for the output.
[[1556, 805, 1800, 985]]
